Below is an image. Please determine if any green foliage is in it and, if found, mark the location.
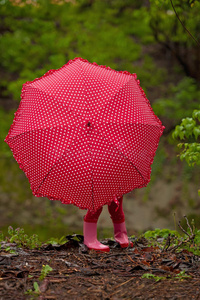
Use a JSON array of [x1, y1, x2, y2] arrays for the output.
[[0, 0, 146, 101], [0, 109, 16, 157], [149, 0, 200, 125], [7, 226, 41, 249], [142, 270, 191, 281], [142, 226, 200, 256], [149, 0, 200, 43], [46, 236, 66, 245], [179, 230, 200, 256], [193, 230, 200, 253], [153, 78, 200, 124], [133, 55, 167, 90], [2, 224, 200, 257], [173, 109, 200, 167], [143, 228, 180, 240]]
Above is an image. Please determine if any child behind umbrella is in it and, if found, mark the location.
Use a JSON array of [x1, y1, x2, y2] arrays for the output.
[[83, 196, 133, 252]]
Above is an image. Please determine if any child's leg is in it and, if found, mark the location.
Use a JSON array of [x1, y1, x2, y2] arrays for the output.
[[107, 196, 125, 223], [83, 207, 110, 252], [108, 196, 133, 248], [84, 207, 103, 223]]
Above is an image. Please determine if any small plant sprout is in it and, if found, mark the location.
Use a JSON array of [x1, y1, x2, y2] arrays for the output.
[[174, 271, 191, 280], [142, 273, 167, 282], [25, 281, 40, 296], [25, 265, 53, 297], [39, 265, 53, 281]]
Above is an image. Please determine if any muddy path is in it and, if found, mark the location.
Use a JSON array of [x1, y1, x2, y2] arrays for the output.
[[1, 235, 200, 300]]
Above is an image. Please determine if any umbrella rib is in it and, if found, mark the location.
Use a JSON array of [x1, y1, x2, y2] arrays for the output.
[[6, 122, 161, 142], [6, 111, 86, 141], [96, 129, 147, 184], [78, 60, 95, 210], [6, 125, 67, 141], [89, 141, 95, 211], [35, 155, 64, 193], [91, 76, 134, 119], [35, 131, 96, 208], [35, 125, 86, 194], [6, 84, 86, 141]]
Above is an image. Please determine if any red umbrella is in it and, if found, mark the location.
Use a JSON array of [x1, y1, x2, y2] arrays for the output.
[[5, 57, 164, 211]]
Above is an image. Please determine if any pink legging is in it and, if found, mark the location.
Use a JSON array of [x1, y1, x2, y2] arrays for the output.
[[84, 196, 125, 224]]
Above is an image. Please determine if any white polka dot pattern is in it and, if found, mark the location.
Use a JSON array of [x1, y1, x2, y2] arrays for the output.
[[5, 57, 164, 211]]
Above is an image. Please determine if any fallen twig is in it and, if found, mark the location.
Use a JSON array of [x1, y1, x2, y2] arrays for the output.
[[161, 233, 171, 252], [109, 277, 135, 297], [163, 216, 195, 253]]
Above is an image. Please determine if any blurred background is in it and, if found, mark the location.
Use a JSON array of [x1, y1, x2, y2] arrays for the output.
[[0, 0, 200, 241]]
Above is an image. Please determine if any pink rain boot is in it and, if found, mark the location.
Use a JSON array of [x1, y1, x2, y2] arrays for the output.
[[108, 196, 133, 248], [83, 207, 110, 252], [113, 221, 133, 248], [83, 221, 110, 252]]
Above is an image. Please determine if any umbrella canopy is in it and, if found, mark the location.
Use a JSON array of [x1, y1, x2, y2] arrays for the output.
[[5, 57, 164, 211]]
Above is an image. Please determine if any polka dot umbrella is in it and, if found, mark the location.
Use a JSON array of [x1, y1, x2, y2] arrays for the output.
[[5, 57, 164, 211]]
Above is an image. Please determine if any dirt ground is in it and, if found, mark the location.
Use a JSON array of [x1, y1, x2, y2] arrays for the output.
[[0, 236, 200, 300]]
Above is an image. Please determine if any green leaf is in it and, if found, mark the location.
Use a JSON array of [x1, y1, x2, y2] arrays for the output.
[[142, 273, 166, 282], [193, 110, 200, 121], [33, 282, 40, 293], [193, 127, 200, 140]]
